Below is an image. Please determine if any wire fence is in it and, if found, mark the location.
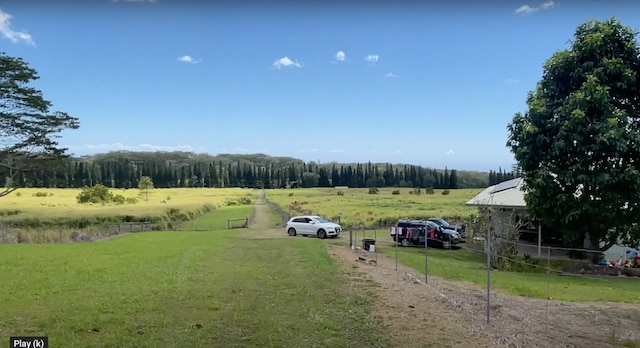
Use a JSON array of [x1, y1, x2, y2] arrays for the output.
[[343, 225, 640, 347], [0, 222, 154, 243]]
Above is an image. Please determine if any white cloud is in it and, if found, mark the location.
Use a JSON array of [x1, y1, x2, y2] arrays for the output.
[[505, 78, 520, 85], [67, 143, 202, 153], [385, 72, 397, 79], [335, 51, 346, 62], [177, 55, 201, 64], [446, 149, 455, 156], [540, 0, 555, 10], [111, 0, 158, 2], [329, 149, 344, 153], [272, 56, 302, 69], [365, 54, 379, 64], [515, 1, 554, 15], [0, 9, 35, 46], [300, 148, 319, 153]]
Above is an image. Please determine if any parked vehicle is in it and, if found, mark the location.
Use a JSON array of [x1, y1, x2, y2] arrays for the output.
[[427, 217, 466, 236], [390, 219, 462, 249], [285, 215, 342, 239]]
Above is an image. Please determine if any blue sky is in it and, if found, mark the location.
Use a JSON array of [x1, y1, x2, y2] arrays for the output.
[[1, 0, 639, 171]]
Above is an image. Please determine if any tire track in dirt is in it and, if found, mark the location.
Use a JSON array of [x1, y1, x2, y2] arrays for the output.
[[244, 189, 286, 239]]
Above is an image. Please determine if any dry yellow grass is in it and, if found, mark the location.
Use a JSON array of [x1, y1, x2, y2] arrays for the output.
[[0, 187, 255, 225], [265, 187, 482, 227]]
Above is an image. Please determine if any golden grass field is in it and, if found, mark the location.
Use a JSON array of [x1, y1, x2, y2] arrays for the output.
[[0, 187, 255, 226], [265, 187, 482, 227]]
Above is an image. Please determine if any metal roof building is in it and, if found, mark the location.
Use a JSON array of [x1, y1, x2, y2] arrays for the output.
[[465, 177, 526, 209]]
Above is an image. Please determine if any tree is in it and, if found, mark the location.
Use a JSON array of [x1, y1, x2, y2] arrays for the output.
[[506, 18, 640, 250], [138, 176, 154, 202], [0, 53, 80, 197]]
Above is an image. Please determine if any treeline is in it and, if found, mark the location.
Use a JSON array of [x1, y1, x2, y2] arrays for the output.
[[488, 167, 518, 186], [1, 151, 507, 190]]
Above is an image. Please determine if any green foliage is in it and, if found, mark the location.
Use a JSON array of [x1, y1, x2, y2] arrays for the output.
[[441, 189, 450, 195], [368, 187, 379, 194], [0, 52, 80, 198], [337, 191, 344, 196], [76, 184, 130, 205], [138, 176, 154, 202], [391, 189, 400, 195], [32, 192, 52, 197], [507, 17, 640, 249], [425, 186, 435, 194]]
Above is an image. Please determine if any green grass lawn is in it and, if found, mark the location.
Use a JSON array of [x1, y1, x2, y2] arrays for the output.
[[0, 228, 387, 347]]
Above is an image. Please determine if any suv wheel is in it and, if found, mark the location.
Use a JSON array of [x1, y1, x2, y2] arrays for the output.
[[401, 239, 410, 247], [442, 240, 451, 249], [287, 228, 297, 237], [317, 229, 327, 239]]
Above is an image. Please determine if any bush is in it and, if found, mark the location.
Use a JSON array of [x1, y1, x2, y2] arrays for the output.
[[441, 189, 450, 195], [392, 190, 400, 195], [76, 184, 122, 204], [126, 197, 139, 204], [425, 186, 435, 194], [32, 192, 50, 197], [368, 187, 379, 194], [337, 191, 344, 196]]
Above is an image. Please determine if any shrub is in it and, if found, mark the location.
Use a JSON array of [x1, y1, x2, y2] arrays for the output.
[[425, 186, 435, 194], [337, 191, 344, 196], [32, 192, 50, 197], [126, 197, 139, 204], [15, 192, 22, 197], [442, 189, 450, 195], [76, 184, 123, 204], [368, 187, 379, 194], [392, 190, 400, 195]]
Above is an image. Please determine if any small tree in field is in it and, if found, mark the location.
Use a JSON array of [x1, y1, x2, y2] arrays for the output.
[[138, 176, 154, 202], [0, 53, 80, 197], [507, 18, 640, 250]]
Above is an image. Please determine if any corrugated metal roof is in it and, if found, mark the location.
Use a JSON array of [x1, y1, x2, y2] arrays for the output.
[[466, 177, 527, 208]]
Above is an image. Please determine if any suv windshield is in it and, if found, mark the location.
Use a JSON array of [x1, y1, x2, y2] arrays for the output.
[[432, 218, 449, 227]]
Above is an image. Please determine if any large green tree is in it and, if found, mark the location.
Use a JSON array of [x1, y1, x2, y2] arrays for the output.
[[0, 52, 80, 197], [507, 18, 640, 250]]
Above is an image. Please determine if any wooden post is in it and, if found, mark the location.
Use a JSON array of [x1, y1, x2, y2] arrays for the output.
[[538, 224, 542, 257]]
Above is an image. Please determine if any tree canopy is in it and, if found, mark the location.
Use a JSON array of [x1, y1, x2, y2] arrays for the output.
[[0, 52, 80, 197], [507, 18, 640, 250]]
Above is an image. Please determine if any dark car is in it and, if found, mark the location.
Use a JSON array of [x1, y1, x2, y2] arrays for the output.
[[390, 219, 461, 249], [427, 218, 466, 236]]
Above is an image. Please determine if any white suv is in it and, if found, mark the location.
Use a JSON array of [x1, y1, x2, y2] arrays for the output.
[[285, 215, 342, 239]]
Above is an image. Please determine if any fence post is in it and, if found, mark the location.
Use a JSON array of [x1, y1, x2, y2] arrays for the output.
[[486, 225, 492, 324], [349, 228, 353, 248], [424, 228, 428, 284]]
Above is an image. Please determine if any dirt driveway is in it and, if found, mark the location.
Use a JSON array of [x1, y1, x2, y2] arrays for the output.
[[248, 191, 640, 347]]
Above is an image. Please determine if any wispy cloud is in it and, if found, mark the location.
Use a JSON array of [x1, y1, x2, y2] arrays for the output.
[[272, 56, 302, 69], [300, 148, 320, 153], [365, 54, 380, 65], [67, 143, 205, 154], [177, 55, 201, 64], [446, 149, 455, 156], [505, 78, 520, 85], [110, 0, 158, 3], [329, 149, 344, 153], [515, 0, 554, 14], [385, 72, 397, 79], [0, 9, 35, 46]]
